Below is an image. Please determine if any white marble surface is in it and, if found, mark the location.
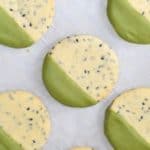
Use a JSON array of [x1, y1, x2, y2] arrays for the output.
[[0, 0, 150, 149]]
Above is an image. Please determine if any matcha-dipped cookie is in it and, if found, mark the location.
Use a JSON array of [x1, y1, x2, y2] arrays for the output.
[[105, 88, 150, 150], [43, 35, 119, 107], [0, 90, 51, 150], [107, 0, 150, 44], [0, 0, 54, 48], [71, 147, 94, 150]]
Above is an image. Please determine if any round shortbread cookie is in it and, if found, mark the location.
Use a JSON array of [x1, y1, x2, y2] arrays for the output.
[[0, 0, 54, 47], [105, 88, 150, 150], [107, 0, 150, 44], [0, 90, 51, 150], [43, 35, 119, 107]]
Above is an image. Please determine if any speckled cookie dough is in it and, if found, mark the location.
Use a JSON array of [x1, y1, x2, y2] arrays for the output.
[[0, 0, 54, 47], [105, 88, 150, 150], [0, 90, 51, 150]]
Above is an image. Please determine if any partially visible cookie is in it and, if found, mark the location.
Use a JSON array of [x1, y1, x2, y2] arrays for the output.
[[0, 90, 51, 150], [107, 0, 150, 44], [105, 88, 150, 150], [0, 0, 54, 48]]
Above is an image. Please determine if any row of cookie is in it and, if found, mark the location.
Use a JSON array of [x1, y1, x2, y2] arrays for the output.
[[0, 0, 149, 48]]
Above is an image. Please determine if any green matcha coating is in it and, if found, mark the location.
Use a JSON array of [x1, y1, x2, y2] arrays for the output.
[[105, 108, 150, 150], [0, 7, 33, 48], [107, 0, 150, 44], [43, 54, 97, 107]]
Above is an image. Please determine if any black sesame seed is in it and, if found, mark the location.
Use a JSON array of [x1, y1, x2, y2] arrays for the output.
[[51, 46, 55, 50], [101, 56, 105, 60], [26, 107, 30, 111], [141, 11, 145, 16], [84, 70, 87, 74], [99, 44, 103, 47], [9, 8, 13, 11], [96, 86, 99, 90], [49, 52, 53, 55], [142, 102, 145, 105], [86, 86, 89, 90], [29, 23, 32, 27], [83, 57, 87, 61], [84, 69, 90, 74], [118, 106, 122, 109], [29, 118, 33, 121], [144, 98, 148, 101], [140, 116, 143, 119], [22, 14, 26, 17], [76, 39, 79, 42], [32, 140, 36, 143]]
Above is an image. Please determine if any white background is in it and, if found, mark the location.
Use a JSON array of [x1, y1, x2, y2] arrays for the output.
[[0, 0, 150, 149]]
